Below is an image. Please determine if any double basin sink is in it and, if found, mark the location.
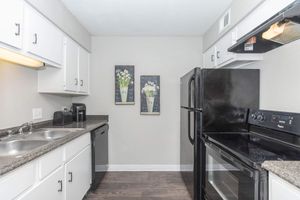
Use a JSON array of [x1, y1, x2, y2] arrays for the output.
[[0, 128, 84, 157]]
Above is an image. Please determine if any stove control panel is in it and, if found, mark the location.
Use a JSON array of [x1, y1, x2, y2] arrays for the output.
[[249, 109, 300, 136]]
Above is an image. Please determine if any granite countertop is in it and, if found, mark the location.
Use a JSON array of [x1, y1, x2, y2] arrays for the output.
[[0, 115, 108, 176], [262, 161, 300, 188]]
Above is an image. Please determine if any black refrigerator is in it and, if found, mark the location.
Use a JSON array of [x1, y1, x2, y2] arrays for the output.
[[180, 68, 260, 200]]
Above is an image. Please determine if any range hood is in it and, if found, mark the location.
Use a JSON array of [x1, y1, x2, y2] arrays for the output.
[[228, 0, 300, 53]]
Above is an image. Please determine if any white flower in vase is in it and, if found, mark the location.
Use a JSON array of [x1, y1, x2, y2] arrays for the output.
[[142, 81, 159, 112], [117, 69, 133, 102]]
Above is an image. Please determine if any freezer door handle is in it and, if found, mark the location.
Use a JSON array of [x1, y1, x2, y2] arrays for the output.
[[188, 75, 195, 108]]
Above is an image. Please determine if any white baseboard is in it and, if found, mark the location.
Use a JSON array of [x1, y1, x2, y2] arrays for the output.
[[95, 164, 193, 172]]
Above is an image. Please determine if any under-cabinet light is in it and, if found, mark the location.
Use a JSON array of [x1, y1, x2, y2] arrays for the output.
[[262, 22, 286, 40], [0, 48, 44, 68]]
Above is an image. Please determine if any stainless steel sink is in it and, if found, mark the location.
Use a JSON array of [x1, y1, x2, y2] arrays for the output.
[[0, 140, 49, 157], [26, 128, 84, 140], [0, 128, 84, 157]]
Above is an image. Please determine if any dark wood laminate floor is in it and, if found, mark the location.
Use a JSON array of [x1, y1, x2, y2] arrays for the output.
[[86, 172, 192, 200]]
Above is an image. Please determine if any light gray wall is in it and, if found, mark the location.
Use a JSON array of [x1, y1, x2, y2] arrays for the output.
[[73, 36, 203, 165], [0, 61, 72, 129], [25, 0, 91, 51], [245, 40, 300, 113], [203, 0, 264, 51]]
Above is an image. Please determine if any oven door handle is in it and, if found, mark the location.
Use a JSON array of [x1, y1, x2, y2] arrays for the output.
[[206, 142, 255, 178]]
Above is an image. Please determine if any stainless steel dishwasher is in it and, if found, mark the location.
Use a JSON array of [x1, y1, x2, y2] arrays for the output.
[[90, 124, 109, 191]]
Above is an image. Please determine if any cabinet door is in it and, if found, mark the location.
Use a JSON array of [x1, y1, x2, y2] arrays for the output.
[[24, 5, 64, 66], [215, 31, 235, 66], [269, 173, 300, 200], [65, 146, 91, 200], [0, 0, 23, 49], [203, 46, 216, 68], [78, 47, 89, 93], [19, 166, 64, 200], [64, 38, 79, 92]]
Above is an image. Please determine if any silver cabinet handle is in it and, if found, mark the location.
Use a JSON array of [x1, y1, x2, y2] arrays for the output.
[[211, 55, 214, 62], [58, 180, 63, 192], [75, 78, 78, 86], [68, 172, 73, 182], [33, 33, 38, 44], [15, 23, 20, 36], [217, 51, 220, 59], [80, 80, 83, 86]]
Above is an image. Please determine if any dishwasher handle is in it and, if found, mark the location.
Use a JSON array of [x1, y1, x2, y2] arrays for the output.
[[92, 124, 109, 136]]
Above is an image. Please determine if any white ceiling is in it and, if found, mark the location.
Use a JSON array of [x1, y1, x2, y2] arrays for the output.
[[61, 0, 233, 36]]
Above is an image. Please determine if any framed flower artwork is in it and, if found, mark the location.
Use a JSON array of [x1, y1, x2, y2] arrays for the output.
[[140, 75, 160, 115], [115, 65, 135, 105]]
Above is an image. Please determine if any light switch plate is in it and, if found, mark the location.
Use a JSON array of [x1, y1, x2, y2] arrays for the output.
[[32, 108, 43, 120]]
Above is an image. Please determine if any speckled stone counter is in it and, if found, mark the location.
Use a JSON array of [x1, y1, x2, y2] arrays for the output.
[[0, 115, 108, 176], [262, 161, 300, 189]]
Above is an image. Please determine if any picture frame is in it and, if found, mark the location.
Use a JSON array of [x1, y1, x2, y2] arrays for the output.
[[140, 75, 160, 115], [115, 65, 135, 105]]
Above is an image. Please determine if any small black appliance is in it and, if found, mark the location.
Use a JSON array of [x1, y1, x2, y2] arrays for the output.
[[71, 103, 86, 122], [53, 111, 73, 126]]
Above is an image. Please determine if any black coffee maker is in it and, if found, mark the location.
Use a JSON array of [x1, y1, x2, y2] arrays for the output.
[[71, 103, 86, 122]]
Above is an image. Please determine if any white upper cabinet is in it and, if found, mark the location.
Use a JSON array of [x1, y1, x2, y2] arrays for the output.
[[203, 46, 216, 68], [64, 38, 89, 94], [38, 37, 90, 95], [215, 31, 235, 66], [24, 4, 64, 67], [0, 0, 23, 49], [78, 48, 89, 93], [203, 29, 263, 68], [64, 38, 79, 92]]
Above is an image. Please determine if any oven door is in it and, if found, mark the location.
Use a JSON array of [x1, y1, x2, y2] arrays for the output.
[[204, 142, 260, 200]]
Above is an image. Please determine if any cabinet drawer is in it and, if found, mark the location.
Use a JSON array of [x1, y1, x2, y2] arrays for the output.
[[0, 163, 36, 200], [39, 147, 63, 180], [65, 133, 90, 161]]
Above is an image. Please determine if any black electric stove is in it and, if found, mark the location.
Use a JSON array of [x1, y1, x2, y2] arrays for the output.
[[203, 109, 300, 200]]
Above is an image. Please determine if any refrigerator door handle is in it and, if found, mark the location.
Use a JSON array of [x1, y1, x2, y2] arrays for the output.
[[188, 110, 195, 145], [188, 75, 195, 108]]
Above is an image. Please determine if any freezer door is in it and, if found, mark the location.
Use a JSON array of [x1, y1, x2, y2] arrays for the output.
[[201, 69, 260, 132], [180, 68, 200, 109]]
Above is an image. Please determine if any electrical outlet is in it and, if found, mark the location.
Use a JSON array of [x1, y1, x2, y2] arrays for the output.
[[61, 106, 68, 111], [32, 108, 43, 120]]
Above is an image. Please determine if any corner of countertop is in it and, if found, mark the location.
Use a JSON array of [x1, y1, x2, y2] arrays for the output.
[[262, 160, 300, 189]]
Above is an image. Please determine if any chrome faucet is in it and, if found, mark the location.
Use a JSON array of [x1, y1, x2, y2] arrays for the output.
[[18, 122, 34, 135]]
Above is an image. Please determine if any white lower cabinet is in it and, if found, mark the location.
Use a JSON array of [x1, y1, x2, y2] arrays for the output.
[[269, 172, 300, 200], [65, 146, 91, 200], [0, 163, 35, 200], [19, 166, 64, 200], [2, 133, 92, 200]]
